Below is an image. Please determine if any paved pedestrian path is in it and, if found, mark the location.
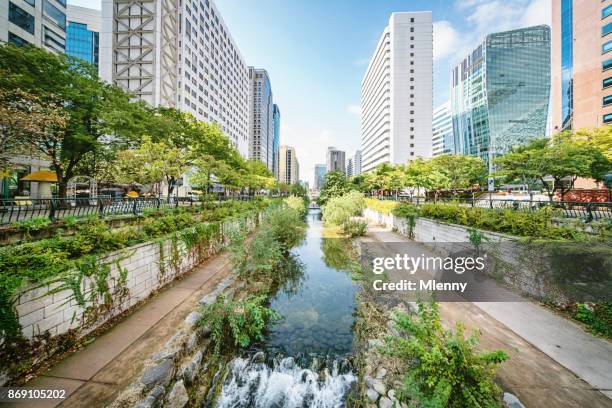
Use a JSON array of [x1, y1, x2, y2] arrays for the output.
[[366, 225, 612, 407], [3, 253, 232, 408]]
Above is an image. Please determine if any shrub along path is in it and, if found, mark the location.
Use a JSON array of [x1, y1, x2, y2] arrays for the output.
[[364, 224, 612, 407], [4, 251, 233, 408]]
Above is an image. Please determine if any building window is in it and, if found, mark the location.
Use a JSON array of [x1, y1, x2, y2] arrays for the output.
[[604, 77, 612, 88], [8, 31, 30, 46], [604, 40, 612, 54], [604, 113, 612, 123], [604, 95, 612, 106], [604, 58, 612, 71], [24, 0, 35, 6], [43, 0, 66, 31], [603, 4, 612, 19], [604, 22, 612, 36], [9, 2, 35, 34]]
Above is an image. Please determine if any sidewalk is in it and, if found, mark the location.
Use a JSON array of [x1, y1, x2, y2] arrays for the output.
[[3, 252, 232, 408], [366, 225, 612, 407]]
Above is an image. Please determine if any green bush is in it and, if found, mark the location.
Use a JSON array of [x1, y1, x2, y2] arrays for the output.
[[342, 219, 367, 237], [266, 206, 306, 250], [574, 302, 612, 338], [199, 294, 280, 355], [322, 191, 365, 226], [15, 217, 51, 235], [384, 301, 508, 408], [284, 195, 307, 217], [365, 198, 398, 215], [392, 202, 585, 240]]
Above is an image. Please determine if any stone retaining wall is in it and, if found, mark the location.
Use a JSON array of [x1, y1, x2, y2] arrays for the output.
[[363, 208, 575, 305], [14, 215, 258, 341]]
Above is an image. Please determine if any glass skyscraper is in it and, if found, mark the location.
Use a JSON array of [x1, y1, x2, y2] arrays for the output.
[[450, 25, 551, 170], [272, 104, 281, 179], [65, 5, 100, 67]]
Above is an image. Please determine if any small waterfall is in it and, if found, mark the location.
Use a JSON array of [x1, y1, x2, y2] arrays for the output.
[[216, 354, 357, 408]]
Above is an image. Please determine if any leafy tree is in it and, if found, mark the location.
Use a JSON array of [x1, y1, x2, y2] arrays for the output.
[[0, 44, 147, 196], [427, 154, 487, 194], [573, 127, 612, 161], [495, 136, 610, 201], [318, 171, 348, 205], [288, 182, 307, 198], [114, 137, 189, 197]]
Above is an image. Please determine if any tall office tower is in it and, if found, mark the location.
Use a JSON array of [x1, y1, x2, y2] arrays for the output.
[[326, 147, 346, 173], [314, 164, 326, 190], [451, 25, 550, 170], [100, 0, 250, 157], [346, 157, 354, 177], [552, 1, 612, 130], [66, 5, 100, 67], [1, 0, 66, 52], [279, 145, 299, 185], [432, 102, 453, 156], [360, 12, 433, 173], [272, 104, 281, 178], [248, 68, 274, 169]]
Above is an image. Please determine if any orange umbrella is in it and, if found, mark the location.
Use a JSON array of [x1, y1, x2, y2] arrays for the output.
[[20, 171, 58, 182]]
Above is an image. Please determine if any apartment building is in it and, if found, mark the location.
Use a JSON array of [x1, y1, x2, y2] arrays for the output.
[[279, 145, 299, 185], [347, 150, 362, 177], [248, 67, 274, 169], [451, 25, 550, 170], [326, 147, 346, 174], [551, 0, 612, 130], [360, 12, 433, 173], [1, 0, 67, 52], [432, 102, 453, 156], [66, 5, 100, 67], [100, 0, 250, 157]]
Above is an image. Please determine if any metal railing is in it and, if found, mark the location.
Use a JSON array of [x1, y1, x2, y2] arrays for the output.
[[371, 195, 612, 222], [0, 195, 258, 225]]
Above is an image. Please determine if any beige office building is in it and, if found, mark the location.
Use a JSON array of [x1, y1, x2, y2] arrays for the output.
[[278, 145, 299, 185], [551, 0, 612, 131]]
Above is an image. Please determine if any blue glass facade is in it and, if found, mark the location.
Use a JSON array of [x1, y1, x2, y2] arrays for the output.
[[451, 25, 551, 170], [560, 0, 573, 129], [66, 21, 99, 66], [272, 104, 281, 178]]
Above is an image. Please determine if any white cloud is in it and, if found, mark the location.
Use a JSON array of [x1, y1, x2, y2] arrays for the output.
[[346, 104, 361, 115], [433, 21, 461, 61]]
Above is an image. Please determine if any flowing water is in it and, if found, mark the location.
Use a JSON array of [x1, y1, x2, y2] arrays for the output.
[[216, 210, 359, 407]]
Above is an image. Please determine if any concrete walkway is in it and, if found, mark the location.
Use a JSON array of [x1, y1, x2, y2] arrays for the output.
[[366, 225, 612, 407], [3, 253, 232, 408]]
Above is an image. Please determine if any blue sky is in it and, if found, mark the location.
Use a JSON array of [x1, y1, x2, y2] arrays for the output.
[[71, 0, 550, 185]]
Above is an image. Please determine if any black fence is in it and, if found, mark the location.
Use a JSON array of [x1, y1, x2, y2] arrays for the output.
[[373, 196, 612, 222], [0, 195, 257, 225]]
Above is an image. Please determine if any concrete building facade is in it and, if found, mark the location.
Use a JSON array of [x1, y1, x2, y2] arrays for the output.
[[1, 0, 67, 52], [279, 145, 299, 185], [360, 12, 433, 173], [100, 0, 250, 157], [432, 102, 453, 156], [347, 150, 362, 177], [66, 5, 100, 67], [551, 0, 612, 130], [326, 147, 346, 174]]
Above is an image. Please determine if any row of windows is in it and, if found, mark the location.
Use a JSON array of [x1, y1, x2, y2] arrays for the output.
[[604, 4, 612, 125]]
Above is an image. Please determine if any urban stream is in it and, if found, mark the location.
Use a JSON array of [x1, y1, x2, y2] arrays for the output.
[[216, 209, 360, 407]]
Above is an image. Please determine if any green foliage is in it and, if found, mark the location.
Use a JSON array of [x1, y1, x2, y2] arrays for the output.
[[342, 219, 367, 237], [384, 302, 508, 408], [392, 202, 585, 240], [364, 198, 398, 215], [16, 217, 52, 235], [199, 294, 280, 355], [322, 191, 365, 227], [573, 302, 612, 338], [318, 171, 350, 206], [284, 195, 307, 217], [266, 206, 307, 250]]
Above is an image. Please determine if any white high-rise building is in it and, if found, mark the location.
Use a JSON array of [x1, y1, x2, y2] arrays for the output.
[[100, 0, 250, 157], [279, 145, 299, 185], [432, 102, 453, 156], [1, 0, 67, 53], [360, 12, 433, 173], [346, 150, 362, 177]]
